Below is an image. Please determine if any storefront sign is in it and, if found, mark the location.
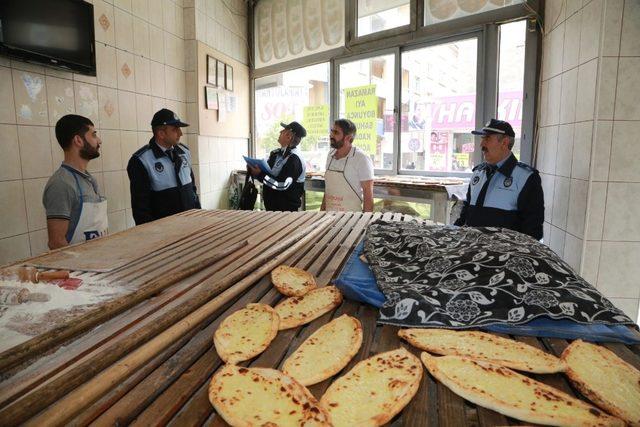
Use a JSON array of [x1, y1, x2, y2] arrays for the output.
[[344, 84, 378, 154], [303, 105, 330, 138]]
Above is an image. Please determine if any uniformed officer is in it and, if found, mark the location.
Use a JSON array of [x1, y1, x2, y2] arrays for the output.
[[248, 121, 307, 211], [127, 109, 201, 225], [454, 119, 544, 240]]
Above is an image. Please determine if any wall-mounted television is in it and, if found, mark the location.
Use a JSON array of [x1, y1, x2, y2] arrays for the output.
[[0, 0, 96, 76]]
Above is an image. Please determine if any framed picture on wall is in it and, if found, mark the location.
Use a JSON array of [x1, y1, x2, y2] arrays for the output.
[[216, 60, 226, 88], [225, 64, 233, 91], [205, 86, 218, 110], [206, 55, 216, 86]]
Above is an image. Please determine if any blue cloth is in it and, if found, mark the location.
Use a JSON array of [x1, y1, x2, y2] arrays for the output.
[[335, 241, 640, 344]]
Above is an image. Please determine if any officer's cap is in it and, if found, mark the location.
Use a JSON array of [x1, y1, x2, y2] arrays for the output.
[[280, 121, 307, 139], [472, 119, 515, 138], [151, 108, 189, 127]]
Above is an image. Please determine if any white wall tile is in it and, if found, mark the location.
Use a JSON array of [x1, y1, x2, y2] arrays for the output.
[[547, 75, 562, 125], [118, 90, 138, 130], [598, 242, 640, 298], [134, 56, 151, 95], [602, 0, 624, 56], [571, 121, 593, 180], [12, 70, 48, 126], [93, 1, 116, 46], [579, 0, 603, 64], [116, 50, 136, 92], [552, 175, 570, 229], [539, 81, 549, 127], [96, 43, 118, 88], [74, 82, 99, 125], [149, 25, 166, 63], [559, 68, 578, 124], [132, 17, 151, 58], [581, 240, 600, 285], [23, 178, 48, 232], [114, 0, 132, 12], [184, 7, 196, 39], [540, 173, 555, 223], [592, 120, 612, 181], [563, 233, 583, 272], [18, 126, 53, 179], [132, 0, 149, 19], [0, 67, 16, 124], [100, 129, 122, 171], [566, 0, 582, 17], [136, 94, 153, 131], [555, 123, 574, 177], [619, 0, 640, 56], [0, 234, 31, 266], [575, 59, 598, 122], [597, 57, 618, 120], [114, 7, 134, 52], [607, 298, 639, 323], [614, 57, 640, 120], [609, 120, 640, 182], [148, 1, 164, 27], [46, 76, 76, 127], [567, 178, 588, 238], [0, 181, 28, 239], [104, 170, 126, 212], [28, 229, 48, 257], [541, 125, 559, 175], [0, 125, 22, 181], [603, 182, 640, 241], [563, 11, 582, 72], [120, 130, 139, 169], [163, 0, 177, 35], [150, 61, 166, 98], [108, 209, 127, 234], [543, 221, 551, 244], [585, 180, 607, 241], [98, 86, 120, 130]]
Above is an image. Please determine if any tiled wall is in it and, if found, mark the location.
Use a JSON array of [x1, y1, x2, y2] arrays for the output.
[[0, 0, 249, 266], [537, 0, 640, 321]]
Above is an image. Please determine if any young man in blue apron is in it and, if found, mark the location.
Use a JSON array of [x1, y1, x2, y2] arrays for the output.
[[43, 115, 108, 249], [321, 119, 374, 212]]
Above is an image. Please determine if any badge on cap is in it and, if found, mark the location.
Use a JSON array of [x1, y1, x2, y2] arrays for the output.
[[154, 162, 164, 173], [472, 176, 480, 185], [503, 177, 513, 187]]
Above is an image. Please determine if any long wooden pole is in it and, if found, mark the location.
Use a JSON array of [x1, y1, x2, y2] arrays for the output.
[[0, 240, 247, 372], [0, 215, 334, 426]]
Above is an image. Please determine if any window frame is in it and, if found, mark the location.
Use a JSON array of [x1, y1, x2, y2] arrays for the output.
[[249, 0, 541, 174]]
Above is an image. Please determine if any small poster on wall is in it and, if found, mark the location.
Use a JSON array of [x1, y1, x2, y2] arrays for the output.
[[217, 60, 226, 88], [218, 93, 227, 122], [225, 64, 234, 91], [205, 86, 218, 110], [206, 55, 216, 86]]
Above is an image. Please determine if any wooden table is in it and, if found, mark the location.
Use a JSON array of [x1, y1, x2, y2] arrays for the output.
[[0, 209, 639, 426]]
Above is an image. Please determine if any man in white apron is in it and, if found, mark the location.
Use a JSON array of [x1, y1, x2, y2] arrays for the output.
[[321, 119, 374, 212], [43, 115, 108, 249]]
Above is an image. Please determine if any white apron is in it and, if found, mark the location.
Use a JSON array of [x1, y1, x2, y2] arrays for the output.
[[64, 166, 109, 245], [324, 149, 363, 212]]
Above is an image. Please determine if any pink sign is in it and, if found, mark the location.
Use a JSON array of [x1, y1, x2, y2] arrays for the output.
[[423, 91, 523, 131]]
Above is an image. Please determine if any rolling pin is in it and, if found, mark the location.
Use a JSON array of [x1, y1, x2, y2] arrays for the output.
[[0, 267, 69, 283], [0, 286, 51, 305]]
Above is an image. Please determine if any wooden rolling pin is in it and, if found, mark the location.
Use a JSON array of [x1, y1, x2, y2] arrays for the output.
[[0, 286, 51, 305], [0, 267, 69, 283]]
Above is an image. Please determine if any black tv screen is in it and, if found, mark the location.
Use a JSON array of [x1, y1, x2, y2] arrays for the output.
[[0, 0, 96, 76]]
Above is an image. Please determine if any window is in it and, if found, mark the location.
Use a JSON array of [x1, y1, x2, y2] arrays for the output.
[[400, 38, 478, 173], [357, 0, 410, 37], [338, 53, 396, 170], [497, 20, 526, 159], [424, 0, 525, 26], [254, 63, 330, 172]]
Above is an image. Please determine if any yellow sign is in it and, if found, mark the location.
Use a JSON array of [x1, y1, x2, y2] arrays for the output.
[[302, 105, 330, 138], [344, 84, 377, 154]]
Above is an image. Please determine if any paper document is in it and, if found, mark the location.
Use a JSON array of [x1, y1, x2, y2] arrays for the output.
[[243, 156, 272, 175]]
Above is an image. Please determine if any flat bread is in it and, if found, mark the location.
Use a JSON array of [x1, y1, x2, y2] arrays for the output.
[[320, 348, 423, 426], [213, 303, 279, 364], [562, 340, 640, 426], [271, 265, 317, 297], [399, 328, 565, 373], [282, 314, 363, 386], [421, 352, 624, 427], [274, 286, 342, 330], [209, 364, 331, 427]]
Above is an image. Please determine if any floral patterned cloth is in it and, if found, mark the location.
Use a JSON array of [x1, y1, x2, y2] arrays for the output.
[[363, 221, 634, 328]]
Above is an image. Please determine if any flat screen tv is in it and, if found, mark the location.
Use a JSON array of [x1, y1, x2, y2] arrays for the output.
[[0, 0, 96, 76]]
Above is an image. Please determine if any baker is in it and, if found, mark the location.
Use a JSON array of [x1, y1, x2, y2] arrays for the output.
[[248, 121, 306, 211], [127, 109, 200, 225], [454, 119, 544, 240], [321, 119, 374, 212], [43, 115, 108, 249]]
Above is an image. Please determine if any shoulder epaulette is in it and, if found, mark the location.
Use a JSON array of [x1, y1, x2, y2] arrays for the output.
[[132, 144, 151, 157], [178, 143, 190, 151], [516, 162, 537, 173]]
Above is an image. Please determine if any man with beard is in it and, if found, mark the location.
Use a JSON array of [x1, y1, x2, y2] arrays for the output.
[[248, 121, 306, 211], [43, 115, 108, 249], [127, 109, 200, 225], [454, 119, 544, 240], [321, 119, 374, 212]]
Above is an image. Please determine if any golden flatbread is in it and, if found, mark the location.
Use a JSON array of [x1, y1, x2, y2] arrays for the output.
[[282, 314, 363, 386], [213, 303, 279, 364], [562, 340, 640, 426], [209, 364, 331, 426], [320, 348, 423, 427], [271, 265, 317, 297], [421, 352, 624, 427], [399, 328, 566, 373], [274, 285, 342, 330]]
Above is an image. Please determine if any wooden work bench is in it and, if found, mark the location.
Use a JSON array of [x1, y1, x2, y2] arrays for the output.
[[0, 209, 639, 426]]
